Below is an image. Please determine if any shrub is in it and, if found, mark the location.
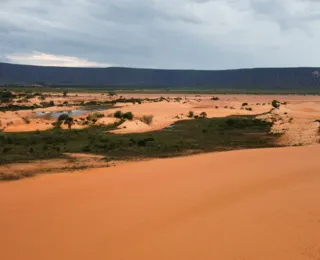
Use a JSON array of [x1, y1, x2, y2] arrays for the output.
[[63, 91, 68, 97], [114, 111, 123, 119], [22, 117, 30, 124], [108, 91, 117, 96], [123, 112, 134, 120], [188, 111, 194, 118], [211, 96, 219, 101], [246, 107, 252, 111], [272, 100, 280, 109], [0, 91, 14, 103], [49, 100, 55, 106], [242, 102, 248, 106], [141, 115, 154, 125], [87, 112, 104, 121], [200, 112, 207, 118], [58, 113, 70, 121], [95, 112, 104, 118]]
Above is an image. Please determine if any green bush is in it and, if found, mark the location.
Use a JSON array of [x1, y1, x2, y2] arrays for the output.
[[114, 111, 134, 120], [114, 111, 123, 119], [123, 112, 134, 120], [200, 112, 207, 118], [0, 91, 15, 103], [188, 111, 194, 118], [272, 100, 280, 109]]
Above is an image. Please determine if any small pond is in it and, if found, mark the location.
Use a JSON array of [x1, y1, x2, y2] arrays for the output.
[[35, 108, 105, 118]]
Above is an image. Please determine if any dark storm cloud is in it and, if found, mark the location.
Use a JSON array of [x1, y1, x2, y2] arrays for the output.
[[0, 0, 320, 68]]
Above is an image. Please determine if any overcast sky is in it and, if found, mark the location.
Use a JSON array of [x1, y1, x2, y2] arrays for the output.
[[1, 0, 320, 69]]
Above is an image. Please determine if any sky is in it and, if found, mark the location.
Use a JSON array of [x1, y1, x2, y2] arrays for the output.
[[1, 0, 320, 69]]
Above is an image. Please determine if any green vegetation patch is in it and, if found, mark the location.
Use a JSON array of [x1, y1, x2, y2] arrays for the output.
[[0, 116, 278, 168]]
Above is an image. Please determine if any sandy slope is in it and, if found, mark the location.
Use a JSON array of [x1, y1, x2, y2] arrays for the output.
[[1, 145, 320, 260]]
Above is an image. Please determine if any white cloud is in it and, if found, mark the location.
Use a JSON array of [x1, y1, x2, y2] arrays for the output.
[[6, 52, 110, 67]]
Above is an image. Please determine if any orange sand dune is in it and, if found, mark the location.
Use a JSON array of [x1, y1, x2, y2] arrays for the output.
[[1, 145, 320, 260]]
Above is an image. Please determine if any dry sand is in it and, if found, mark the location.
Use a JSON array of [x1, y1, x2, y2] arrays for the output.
[[1, 145, 320, 260]]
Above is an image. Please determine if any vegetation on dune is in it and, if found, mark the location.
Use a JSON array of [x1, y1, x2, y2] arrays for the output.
[[188, 111, 194, 118], [0, 116, 279, 179], [114, 110, 123, 119], [141, 115, 154, 125], [272, 100, 280, 109], [122, 112, 134, 120], [0, 91, 15, 103], [86, 112, 104, 121], [108, 91, 117, 96], [114, 111, 134, 120], [200, 112, 207, 118]]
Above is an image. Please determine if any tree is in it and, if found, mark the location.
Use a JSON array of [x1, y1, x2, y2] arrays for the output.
[[63, 91, 68, 97], [64, 117, 74, 130], [58, 113, 70, 121]]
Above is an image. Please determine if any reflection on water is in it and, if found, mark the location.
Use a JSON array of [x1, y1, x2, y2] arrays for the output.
[[35, 109, 104, 118]]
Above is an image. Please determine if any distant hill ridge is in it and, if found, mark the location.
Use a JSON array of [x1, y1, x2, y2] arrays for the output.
[[1, 62, 320, 90]]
